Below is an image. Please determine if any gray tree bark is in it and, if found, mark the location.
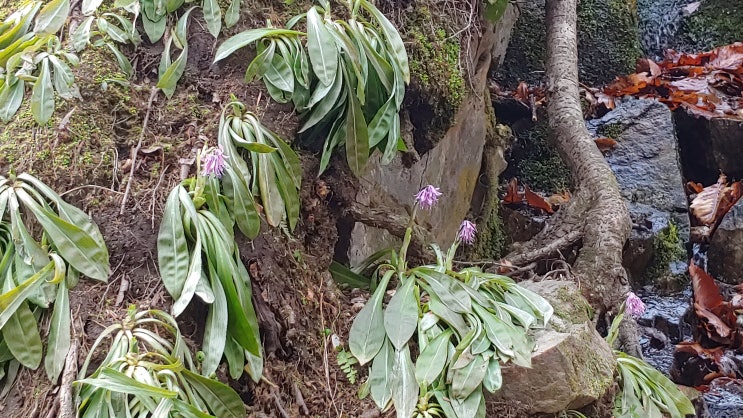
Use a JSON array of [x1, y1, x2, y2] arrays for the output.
[[505, 0, 640, 355]]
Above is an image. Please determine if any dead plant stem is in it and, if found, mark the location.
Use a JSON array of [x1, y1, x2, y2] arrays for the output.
[[120, 86, 158, 215]]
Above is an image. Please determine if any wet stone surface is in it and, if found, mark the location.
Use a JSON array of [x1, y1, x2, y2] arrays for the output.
[[637, 286, 693, 375]]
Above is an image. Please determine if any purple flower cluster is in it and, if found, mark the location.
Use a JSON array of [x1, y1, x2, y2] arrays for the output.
[[415, 185, 442, 210], [201, 146, 228, 178], [626, 292, 646, 318], [458, 220, 477, 245]]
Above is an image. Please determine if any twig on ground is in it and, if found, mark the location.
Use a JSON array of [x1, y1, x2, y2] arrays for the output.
[[115, 275, 129, 307], [272, 388, 292, 418], [293, 381, 309, 416], [58, 340, 78, 418], [60, 184, 123, 196], [120, 86, 159, 215], [150, 164, 170, 230], [318, 276, 340, 417]]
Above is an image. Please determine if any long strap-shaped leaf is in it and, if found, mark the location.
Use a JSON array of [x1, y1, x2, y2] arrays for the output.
[[15, 188, 109, 281], [306, 7, 339, 87], [0, 261, 53, 329]]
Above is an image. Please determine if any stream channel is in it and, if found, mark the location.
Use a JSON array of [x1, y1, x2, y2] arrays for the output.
[[628, 1, 740, 416]]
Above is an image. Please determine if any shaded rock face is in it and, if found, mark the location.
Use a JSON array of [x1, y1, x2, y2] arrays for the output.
[[708, 199, 743, 284], [675, 109, 743, 185], [488, 280, 615, 414], [586, 98, 689, 286], [345, 8, 520, 265]]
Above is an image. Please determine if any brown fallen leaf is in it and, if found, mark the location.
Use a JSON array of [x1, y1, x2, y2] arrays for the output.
[[690, 262, 724, 310], [689, 174, 743, 236], [636, 58, 662, 78], [523, 184, 554, 214], [604, 43, 743, 120], [687, 181, 704, 194], [514, 81, 529, 104], [502, 178, 522, 204], [594, 137, 618, 152], [502, 178, 555, 214]]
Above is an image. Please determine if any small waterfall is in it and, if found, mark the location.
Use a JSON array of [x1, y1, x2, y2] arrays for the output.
[[637, 0, 699, 58]]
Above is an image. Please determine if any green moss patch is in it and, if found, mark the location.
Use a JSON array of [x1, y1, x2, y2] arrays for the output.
[[402, 3, 467, 152], [678, 0, 743, 52], [512, 122, 572, 194], [499, 0, 642, 87], [645, 222, 686, 285]]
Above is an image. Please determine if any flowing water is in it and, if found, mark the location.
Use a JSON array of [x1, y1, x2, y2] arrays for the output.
[[633, 2, 743, 415], [637, 0, 699, 58]]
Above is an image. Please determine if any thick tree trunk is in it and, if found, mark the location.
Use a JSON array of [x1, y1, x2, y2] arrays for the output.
[[505, 0, 637, 353]]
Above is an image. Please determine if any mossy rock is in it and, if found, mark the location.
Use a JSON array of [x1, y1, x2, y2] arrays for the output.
[[501, 119, 572, 194], [400, 1, 467, 153], [498, 0, 642, 87], [677, 0, 743, 52], [644, 221, 687, 290]]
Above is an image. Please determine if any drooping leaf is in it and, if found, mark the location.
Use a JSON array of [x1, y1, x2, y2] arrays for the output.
[[306, 7, 338, 87], [383, 275, 418, 351], [31, 59, 55, 125], [202, 0, 221, 38], [2, 301, 42, 369], [34, 0, 70, 34], [15, 189, 110, 281], [391, 345, 417, 418], [45, 283, 71, 382], [414, 329, 451, 386], [368, 338, 394, 409], [214, 28, 304, 63], [349, 271, 392, 364], [157, 46, 188, 99], [157, 187, 190, 300], [182, 369, 246, 418]]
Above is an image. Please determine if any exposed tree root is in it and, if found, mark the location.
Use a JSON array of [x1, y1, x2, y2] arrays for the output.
[[503, 0, 640, 355]]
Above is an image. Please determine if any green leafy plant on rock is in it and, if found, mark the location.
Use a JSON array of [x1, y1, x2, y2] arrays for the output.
[[0, 173, 109, 390], [75, 307, 246, 417], [0, 0, 82, 124], [214, 0, 410, 176], [607, 295, 695, 418], [349, 186, 553, 418]]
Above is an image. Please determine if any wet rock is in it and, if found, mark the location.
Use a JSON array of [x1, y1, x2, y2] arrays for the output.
[[488, 280, 615, 414], [586, 98, 689, 287], [497, 0, 641, 87], [708, 198, 743, 284], [675, 109, 743, 185], [499, 206, 546, 247], [702, 377, 743, 418], [637, 287, 693, 375]]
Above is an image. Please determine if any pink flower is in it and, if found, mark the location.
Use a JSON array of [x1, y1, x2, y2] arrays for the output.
[[415, 185, 442, 210], [458, 220, 477, 245], [201, 146, 228, 178], [626, 292, 646, 318]]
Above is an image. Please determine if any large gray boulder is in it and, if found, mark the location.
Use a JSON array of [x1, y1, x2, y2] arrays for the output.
[[487, 280, 615, 414], [586, 98, 689, 287]]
